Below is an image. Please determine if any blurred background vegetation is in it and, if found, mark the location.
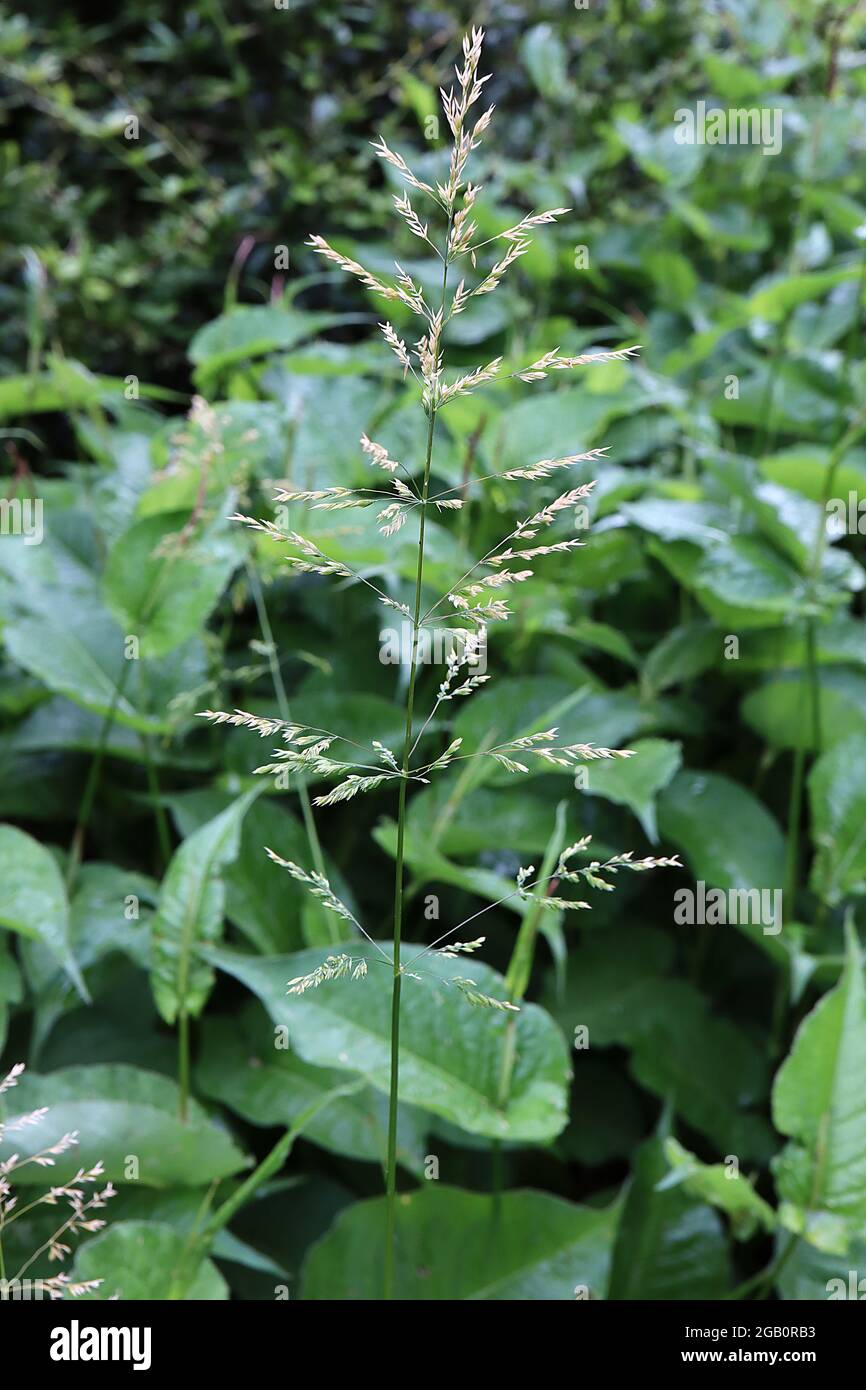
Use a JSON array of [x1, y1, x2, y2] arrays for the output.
[[2, 0, 858, 384]]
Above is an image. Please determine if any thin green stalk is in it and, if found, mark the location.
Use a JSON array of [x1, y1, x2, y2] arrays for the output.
[[383, 189, 455, 1295], [489, 807, 570, 1201], [724, 1233, 798, 1301], [140, 737, 172, 870], [245, 557, 336, 944], [495, 802, 567, 1142], [504, 800, 568, 1006], [168, 1079, 363, 1298], [137, 664, 172, 873], [383, 400, 438, 1302], [66, 662, 132, 891]]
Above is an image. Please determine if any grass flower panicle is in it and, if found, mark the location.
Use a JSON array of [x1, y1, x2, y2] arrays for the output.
[[205, 25, 680, 1299]]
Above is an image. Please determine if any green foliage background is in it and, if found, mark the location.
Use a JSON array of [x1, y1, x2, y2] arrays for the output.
[[1, 0, 866, 1300]]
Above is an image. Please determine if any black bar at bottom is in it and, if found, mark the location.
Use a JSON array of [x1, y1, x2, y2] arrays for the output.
[[2, 1296, 860, 1375]]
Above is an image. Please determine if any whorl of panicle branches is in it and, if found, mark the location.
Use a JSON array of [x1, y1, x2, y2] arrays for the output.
[[0, 1063, 115, 1299], [200, 25, 678, 1299]]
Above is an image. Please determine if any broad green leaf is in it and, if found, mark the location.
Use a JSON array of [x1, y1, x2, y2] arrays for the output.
[[189, 305, 356, 382], [207, 943, 571, 1142], [103, 511, 243, 658], [521, 23, 570, 102], [760, 444, 866, 505], [737, 617, 866, 673], [772, 930, 866, 1231], [628, 981, 774, 1161], [735, 480, 862, 592], [5, 696, 186, 763], [548, 929, 773, 1158], [0, 1065, 247, 1186], [747, 266, 863, 323], [777, 1234, 866, 1300], [3, 603, 166, 733], [642, 622, 719, 695], [809, 735, 866, 905], [658, 769, 786, 891], [302, 1186, 619, 1299], [545, 926, 675, 1047], [609, 1137, 730, 1299], [661, 1137, 776, 1240], [647, 534, 808, 629], [713, 360, 847, 438], [0, 363, 177, 421], [150, 790, 258, 1024], [569, 618, 639, 667], [743, 672, 866, 753], [196, 1005, 427, 1173], [407, 783, 562, 859], [72, 1221, 227, 1300], [0, 824, 84, 997], [170, 789, 347, 952], [496, 388, 629, 474], [615, 119, 704, 187], [20, 861, 154, 1047], [96, 1186, 287, 1279], [451, 676, 643, 769], [622, 497, 729, 546], [581, 737, 682, 840], [0, 939, 22, 1055]]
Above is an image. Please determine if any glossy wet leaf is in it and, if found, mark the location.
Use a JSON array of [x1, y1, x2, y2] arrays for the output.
[[661, 1137, 776, 1241], [0, 824, 84, 997], [809, 735, 866, 905], [609, 1138, 730, 1299], [150, 790, 258, 1024], [207, 944, 571, 1142], [580, 737, 682, 840], [303, 1186, 619, 1299], [196, 1005, 427, 1173], [0, 1065, 247, 1186], [104, 511, 244, 658], [72, 1221, 227, 1300], [772, 930, 866, 1230]]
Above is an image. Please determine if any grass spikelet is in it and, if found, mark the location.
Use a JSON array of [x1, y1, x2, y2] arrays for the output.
[[287, 955, 369, 996]]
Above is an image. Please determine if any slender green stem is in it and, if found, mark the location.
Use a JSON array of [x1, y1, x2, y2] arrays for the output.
[[66, 661, 132, 891], [383, 198, 453, 1298], [167, 1079, 363, 1298], [724, 1233, 798, 1301], [383, 402, 438, 1301], [491, 803, 567, 1188], [137, 663, 172, 872], [504, 800, 567, 1006], [140, 737, 172, 870]]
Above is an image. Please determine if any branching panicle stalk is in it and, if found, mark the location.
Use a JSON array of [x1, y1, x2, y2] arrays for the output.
[[205, 25, 672, 1301], [384, 207, 454, 1299]]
